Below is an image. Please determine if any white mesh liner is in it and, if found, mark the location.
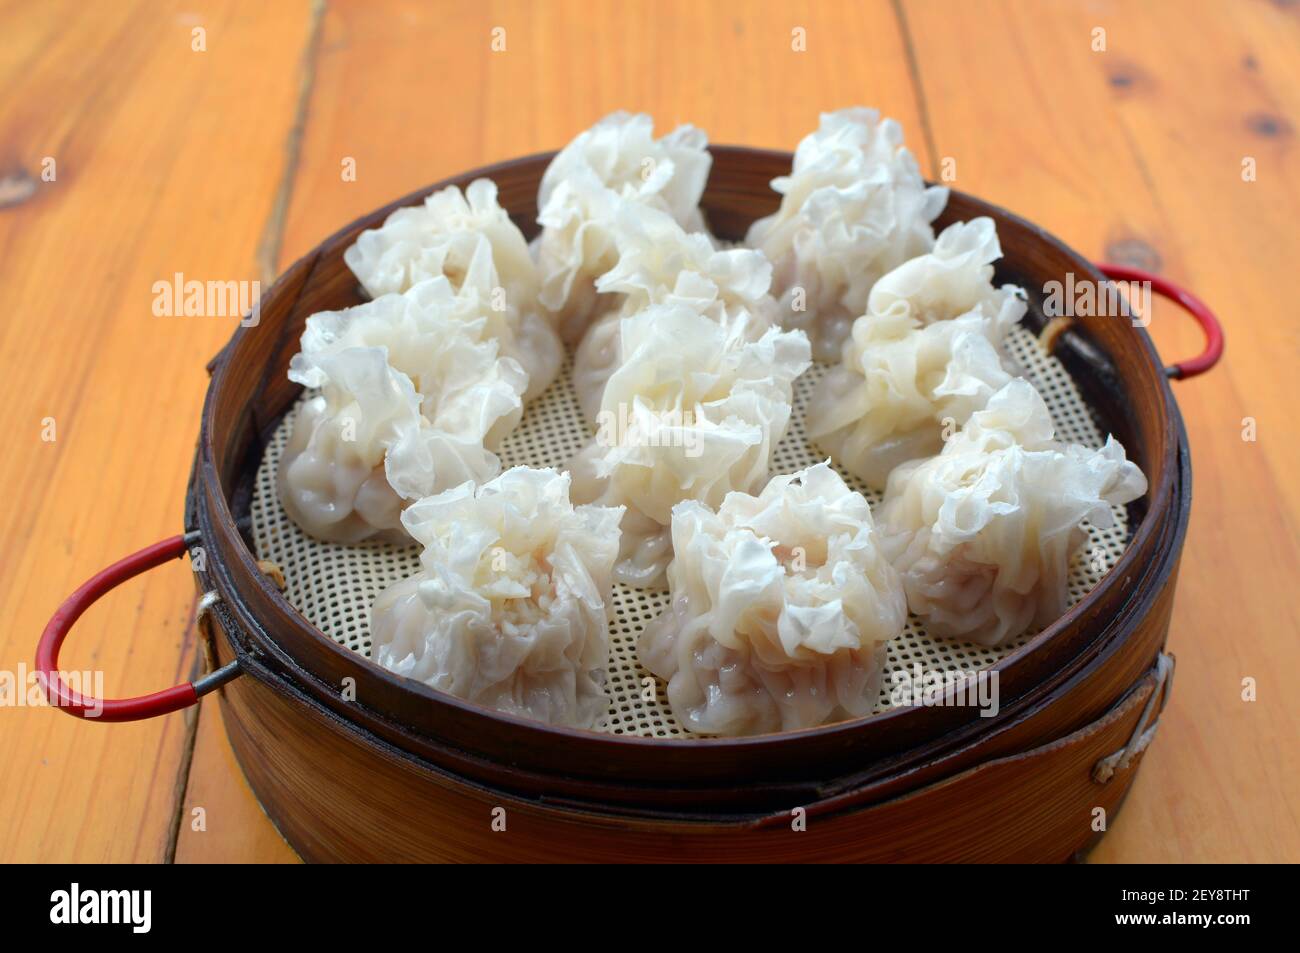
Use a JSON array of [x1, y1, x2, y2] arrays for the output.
[[251, 324, 1130, 737]]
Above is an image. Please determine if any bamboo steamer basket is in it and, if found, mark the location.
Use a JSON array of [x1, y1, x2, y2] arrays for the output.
[[40, 147, 1222, 862]]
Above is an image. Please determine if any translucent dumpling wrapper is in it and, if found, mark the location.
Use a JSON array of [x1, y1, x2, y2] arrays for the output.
[[279, 287, 528, 543], [877, 379, 1148, 647], [573, 203, 777, 423], [745, 107, 949, 361], [864, 217, 1027, 344], [345, 178, 537, 304], [369, 467, 625, 728], [805, 311, 1014, 492], [641, 461, 907, 735], [533, 111, 713, 343], [805, 221, 1030, 489], [343, 180, 560, 401], [568, 305, 811, 588]]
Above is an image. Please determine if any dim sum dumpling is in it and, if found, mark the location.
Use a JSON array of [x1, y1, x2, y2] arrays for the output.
[[343, 180, 560, 401], [877, 379, 1148, 647], [806, 310, 1013, 490], [569, 305, 811, 588], [864, 217, 1027, 343], [745, 107, 949, 361], [805, 218, 1027, 488], [533, 112, 713, 343], [641, 462, 907, 735], [573, 204, 777, 423], [406, 242, 560, 401], [279, 286, 528, 543], [369, 467, 624, 728], [345, 178, 537, 304]]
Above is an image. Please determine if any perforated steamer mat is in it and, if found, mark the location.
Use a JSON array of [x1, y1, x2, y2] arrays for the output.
[[250, 323, 1130, 738]]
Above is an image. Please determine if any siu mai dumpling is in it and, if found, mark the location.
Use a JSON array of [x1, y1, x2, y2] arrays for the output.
[[805, 218, 1028, 489], [343, 179, 561, 401], [745, 107, 949, 362], [568, 304, 810, 589], [877, 380, 1148, 647], [278, 285, 528, 544], [641, 462, 907, 735], [533, 112, 713, 343], [370, 467, 624, 728], [573, 203, 777, 423]]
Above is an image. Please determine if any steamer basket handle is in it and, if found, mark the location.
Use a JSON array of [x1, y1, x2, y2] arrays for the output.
[[37, 533, 241, 722], [1098, 264, 1224, 379]]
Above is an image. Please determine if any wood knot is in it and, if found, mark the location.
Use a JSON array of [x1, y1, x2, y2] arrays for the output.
[[0, 169, 37, 209], [1106, 61, 1149, 95], [1246, 112, 1292, 138], [1104, 237, 1162, 273]]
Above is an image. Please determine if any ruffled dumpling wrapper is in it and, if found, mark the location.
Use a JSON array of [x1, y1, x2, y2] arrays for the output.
[[640, 462, 907, 735], [805, 311, 1014, 491], [877, 380, 1148, 647], [533, 112, 713, 343], [345, 178, 537, 303], [804, 217, 1029, 488], [745, 107, 949, 361], [573, 203, 778, 423], [343, 180, 560, 401], [369, 467, 625, 728], [279, 290, 528, 544], [865, 217, 1027, 345], [568, 305, 811, 588]]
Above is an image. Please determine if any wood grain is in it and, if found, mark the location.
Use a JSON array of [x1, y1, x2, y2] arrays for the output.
[[899, 0, 1300, 865], [0, 0, 315, 861], [209, 630, 1169, 862], [173, 702, 298, 863], [2, 0, 1295, 863], [274, 0, 932, 268], [180, 0, 931, 861]]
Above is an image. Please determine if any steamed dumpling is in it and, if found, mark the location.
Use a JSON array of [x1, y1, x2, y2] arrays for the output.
[[806, 312, 1012, 489], [877, 380, 1148, 647], [805, 219, 1027, 489], [573, 203, 777, 423], [370, 467, 624, 728], [533, 112, 713, 343], [862, 217, 1027, 343], [568, 304, 811, 588], [641, 461, 907, 735], [343, 179, 561, 401], [277, 356, 425, 545], [345, 178, 536, 303], [745, 107, 949, 361], [278, 283, 528, 544]]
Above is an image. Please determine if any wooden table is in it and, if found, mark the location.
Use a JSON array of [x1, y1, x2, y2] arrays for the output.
[[2, 0, 1296, 864]]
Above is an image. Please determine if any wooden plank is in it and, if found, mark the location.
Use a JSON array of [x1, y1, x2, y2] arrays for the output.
[[173, 702, 300, 863], [28, 0, 1288, 863], [0, 0, 315, 862], [274, 0, 933, 265], [899, 0, 1300, 862]]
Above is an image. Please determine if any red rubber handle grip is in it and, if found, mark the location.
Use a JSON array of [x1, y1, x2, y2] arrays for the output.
[[38, 535, 207, 721], [1098, 264, 1224, 380]]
